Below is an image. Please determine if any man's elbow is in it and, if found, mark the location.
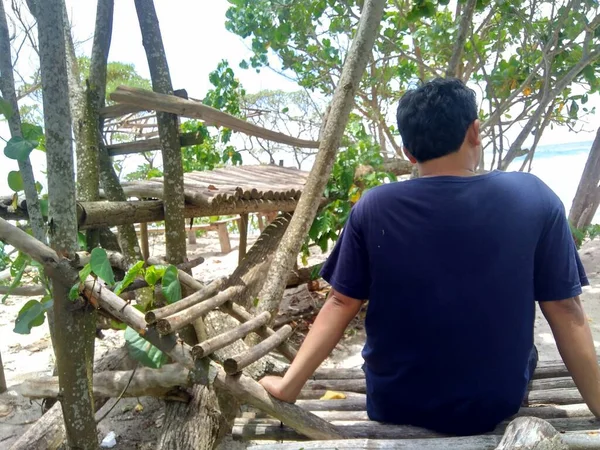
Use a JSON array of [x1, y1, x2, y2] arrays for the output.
[[540, 296, 586, 327], [328, 290, 363, 316]]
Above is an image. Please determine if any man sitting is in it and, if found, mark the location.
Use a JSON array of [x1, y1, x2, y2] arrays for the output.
[[259, 78, 599, 435]]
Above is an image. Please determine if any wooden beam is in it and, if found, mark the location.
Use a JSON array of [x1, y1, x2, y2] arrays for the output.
[[106, 131, 205, 156], [76, 199, 302, 230], [110, 86, 319, 149], [13, 364, 191, 400]]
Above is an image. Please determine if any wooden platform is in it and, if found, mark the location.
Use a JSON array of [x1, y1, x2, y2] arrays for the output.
[[234, 361, 600, 448]]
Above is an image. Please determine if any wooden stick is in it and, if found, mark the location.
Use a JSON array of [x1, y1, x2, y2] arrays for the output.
[[238, 213, 249, 265], [156, 285, 245, 335], [145, 277, 225, 324], [140, 222, 149, 261], [192, 311, 271, 360], [13, 364, 191, 400], [86, 280, 342, 440], [224, 325, 293, 375], [110, 86, 319, 149], [223, 301, 297, 362]]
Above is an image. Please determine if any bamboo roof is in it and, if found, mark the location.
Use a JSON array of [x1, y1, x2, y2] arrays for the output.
[[117, 165, 310, 207]]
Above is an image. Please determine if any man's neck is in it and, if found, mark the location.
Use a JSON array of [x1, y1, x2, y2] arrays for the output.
[[418, 166, 477, 178]]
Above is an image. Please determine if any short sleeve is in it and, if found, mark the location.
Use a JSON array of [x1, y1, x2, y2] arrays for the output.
[[320, 206, 370, 300], [534, 198, 589, 302]]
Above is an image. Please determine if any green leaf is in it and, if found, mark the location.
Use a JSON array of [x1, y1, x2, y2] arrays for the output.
[[0, 97, 13, 119], [78, 232, 87, 250], [144, 265, 166, 286], [14, 300, 46, 334], [161, 265, 182, 304], [114, 261, 145, 295], [4, 136, 39, 161], [35, 181, 43, 194], [90, 247, 115, 285], [80, 264, 92, 283], [110, 319, 127, 330], [7, 171, 24, 192], [69, 283, 80, 300], [3, 253, 30, 303], [39, 198, 48, 217], [125, 326, 169, 368], [21, 123, 44, 142]]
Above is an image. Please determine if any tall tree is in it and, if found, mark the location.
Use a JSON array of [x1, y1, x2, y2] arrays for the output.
[[134, 0, 186, 265], [254, 0, 387, 327], [32, 0, 97, 446], [570, 128, 600, 235]]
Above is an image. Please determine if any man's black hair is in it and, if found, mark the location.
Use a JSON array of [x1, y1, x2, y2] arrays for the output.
[[396, 78, 478, 163]]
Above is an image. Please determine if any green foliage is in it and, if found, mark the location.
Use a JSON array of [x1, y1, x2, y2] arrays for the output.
[[161, 265, 182, 304], [144, 265, 167, 286], [572, 223, 600, 249], [7, 171, 24, 192], [90, 248, 116, 285], [124, 326, 168, 369], [114, 261, 145, 295], [2, 253, 30, 303], [14, 296, 53, 335], [204, 60, 246, 116], [4, 136, 39, 161]]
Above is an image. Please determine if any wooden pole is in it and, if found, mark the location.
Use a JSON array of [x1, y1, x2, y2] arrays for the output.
[[145, 277, 225, 324], [192, 311, 271, 360], [238, 213, 249, 265], [140, 222, 150, 260], [156, 286, 246, 335], [224, 325, 293, 375]]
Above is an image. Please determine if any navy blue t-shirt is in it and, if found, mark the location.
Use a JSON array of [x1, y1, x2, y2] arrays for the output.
[[320, 171, 589, 436]]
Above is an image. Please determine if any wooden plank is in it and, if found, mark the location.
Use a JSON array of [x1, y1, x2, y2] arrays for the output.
[[217, 222, 232, 253], [106, 131, 204, 156], [110, 86, 319, 149]]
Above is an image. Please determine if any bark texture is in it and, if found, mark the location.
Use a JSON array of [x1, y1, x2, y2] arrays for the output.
[[569, 127, 600, 233], [445, 0, 477, 79], [0, 0, 45, 242], [134, 0, 187, 265], [34, 0, 98, 447], [255, 0, 386, 324]]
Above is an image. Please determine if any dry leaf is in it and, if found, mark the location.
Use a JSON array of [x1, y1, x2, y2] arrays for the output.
[[134, 403, 144, 413], [320, 391, 347, 400]]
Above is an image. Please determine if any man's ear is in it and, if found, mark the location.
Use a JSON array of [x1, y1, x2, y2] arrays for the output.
[[467, 120, 481, 147], [403, 147, 417, 164]]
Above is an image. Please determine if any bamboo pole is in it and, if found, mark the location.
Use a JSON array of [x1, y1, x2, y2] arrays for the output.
[[238, 213, 249, 265], [145, 277, 225, 324], [192, 311, 271, 360], [156, 286, 246, 335], [224, 325, 293, 375], [140, 222, 149, 260]]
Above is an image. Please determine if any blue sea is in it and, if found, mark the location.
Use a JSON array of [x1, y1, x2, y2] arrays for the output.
[[501, 140, 598, 225]]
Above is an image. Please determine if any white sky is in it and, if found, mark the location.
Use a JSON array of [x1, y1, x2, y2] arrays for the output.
[[1, 0, 598, 197]]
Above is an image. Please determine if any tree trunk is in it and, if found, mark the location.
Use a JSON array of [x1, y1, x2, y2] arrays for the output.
[[134, 0, 186, 266], [569, 127, 600, 234], [445, 0, 477, 78], [254, 0, 386, 325], [9, 346, 134, 450], [495, 417, 568, 449], [0, 0, 45, 243], [34, 0, 98, 447]]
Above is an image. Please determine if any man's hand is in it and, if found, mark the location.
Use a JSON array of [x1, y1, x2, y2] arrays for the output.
[[540, 296, 600, 417], [259, 376, 297, 403], [257, 290, 362, 404]]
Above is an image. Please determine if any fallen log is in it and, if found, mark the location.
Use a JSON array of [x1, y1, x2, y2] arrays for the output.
[[13, 364, 191, 400], [8, 346, 134, 450], [495, 416, 567, 449]]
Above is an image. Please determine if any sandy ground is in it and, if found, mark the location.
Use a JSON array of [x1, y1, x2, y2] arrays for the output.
[[0, 228, 599, 448]]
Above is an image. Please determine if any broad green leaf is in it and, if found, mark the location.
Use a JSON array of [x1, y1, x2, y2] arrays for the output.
[[161, 265, 182, 304], [3, 253, 30, 303], [144, 265, 166, 286], [69, 283, 80, 300], [0, 97, 13, 119], [114, 261, 145, 295], [14, 300, 46, 334], [90, 247, 115, 285], [39, 197, 48, 217], [4, 136, 38, 161], [21, 123, 44, 142], [7, 171, 24, 192], [35, 181, 43, 194], [77, 232, 87, 250], [79, 263, 92, 283], [125, 326, 168, 368]]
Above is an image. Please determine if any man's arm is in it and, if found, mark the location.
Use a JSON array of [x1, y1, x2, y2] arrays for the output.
[[259, 289, 362, 402], [539, 296, 600, 417]]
